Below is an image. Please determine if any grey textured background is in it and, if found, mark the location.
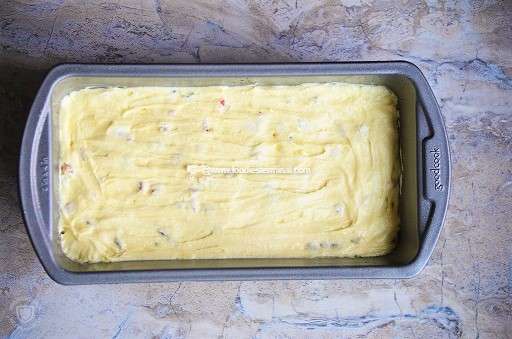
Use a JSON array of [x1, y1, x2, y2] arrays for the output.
[[1, 1, 511, 338]]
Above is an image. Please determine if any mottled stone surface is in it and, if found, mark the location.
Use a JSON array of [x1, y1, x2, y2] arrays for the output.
[[1, 0, 511, 338]]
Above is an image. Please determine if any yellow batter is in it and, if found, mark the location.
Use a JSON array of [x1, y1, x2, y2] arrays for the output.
[[58, 83, 400, 263]]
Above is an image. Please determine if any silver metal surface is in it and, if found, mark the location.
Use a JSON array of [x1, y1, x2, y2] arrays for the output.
[[19, 62, 451, 284]]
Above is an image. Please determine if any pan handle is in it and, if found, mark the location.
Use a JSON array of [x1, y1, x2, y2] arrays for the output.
[[416, 88, 451, 239]]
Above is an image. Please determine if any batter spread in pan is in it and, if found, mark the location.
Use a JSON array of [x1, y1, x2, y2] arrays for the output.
[[58, 83, 400, 263]]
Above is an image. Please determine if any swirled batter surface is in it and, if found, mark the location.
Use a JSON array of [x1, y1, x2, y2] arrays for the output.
[[58, 83, 400, 263]]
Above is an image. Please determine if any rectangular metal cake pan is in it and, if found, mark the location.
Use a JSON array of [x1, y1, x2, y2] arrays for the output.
[[19, 62, 450, 284]]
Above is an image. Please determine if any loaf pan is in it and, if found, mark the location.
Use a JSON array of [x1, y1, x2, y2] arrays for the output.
[[19, 62, 450, 284]]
